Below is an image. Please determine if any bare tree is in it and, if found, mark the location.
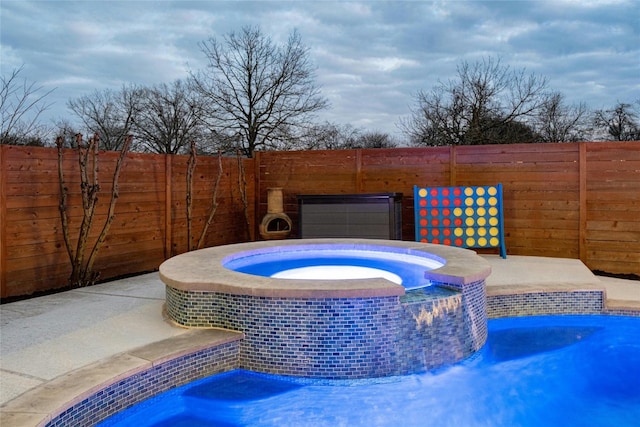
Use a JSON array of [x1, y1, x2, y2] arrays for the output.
[[56, 133, 132, 287], [186, 140, 197, 251], [298, 122, 397, 150], [197, 152, 223, 250], [183, 139, 225, 252], [403, 57, 548, 146], [192, 26, 329, 157], [1, 65, 54, 145], [348, 131, 397, 149], [67, 85, 142, 151], [134, 79, 205, 154], [53, 119, 83, 148], [593, 101, 640, 141], [299, 122, 360, 150], [236, 151, 251, 240], [534, 92, 588, 142]]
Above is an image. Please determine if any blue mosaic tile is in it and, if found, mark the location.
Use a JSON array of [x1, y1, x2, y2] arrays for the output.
[[165, 280, 487, 378]]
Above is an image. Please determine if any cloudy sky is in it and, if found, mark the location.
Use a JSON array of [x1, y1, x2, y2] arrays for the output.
[[1, 0, 639, 140]]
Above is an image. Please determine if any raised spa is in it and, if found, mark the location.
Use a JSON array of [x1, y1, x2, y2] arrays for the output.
[[160, 238, 492, 379]]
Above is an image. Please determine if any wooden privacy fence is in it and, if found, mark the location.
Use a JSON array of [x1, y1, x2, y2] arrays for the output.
[[0, 145, 255, 298], [255, 141, 640, 276], [1, 141, 639, 299]]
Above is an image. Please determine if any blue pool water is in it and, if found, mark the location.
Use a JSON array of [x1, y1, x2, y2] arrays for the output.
[[222, 245, 445, 290], [99, 315, 640, 427]]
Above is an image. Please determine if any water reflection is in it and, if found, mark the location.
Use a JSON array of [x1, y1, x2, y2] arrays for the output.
[[486, 326, 603, 361]]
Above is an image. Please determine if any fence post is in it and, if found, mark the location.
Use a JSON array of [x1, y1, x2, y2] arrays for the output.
[[356, 149, 363, 192], [164, 154, 173, 259], [253, 151, 261, 241], [0, 146, 6, 296], [449, 145, 457, 186], [579, 142, 587, 265]]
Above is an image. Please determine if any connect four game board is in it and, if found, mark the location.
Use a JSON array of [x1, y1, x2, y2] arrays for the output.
[[414, 184, 506, 258]]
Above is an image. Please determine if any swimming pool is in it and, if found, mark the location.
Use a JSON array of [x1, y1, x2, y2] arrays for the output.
[[98, 314, 640, 427]]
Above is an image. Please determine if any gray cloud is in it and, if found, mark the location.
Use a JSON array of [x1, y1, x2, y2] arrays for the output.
[[2, 0, 638, 140]]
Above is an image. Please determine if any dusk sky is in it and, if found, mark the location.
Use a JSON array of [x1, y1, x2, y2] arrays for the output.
[[1, 0, 638, 140]]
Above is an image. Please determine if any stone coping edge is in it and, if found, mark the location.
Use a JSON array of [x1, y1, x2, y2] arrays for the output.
[[0, 328, 243, 427], [159, 239, 492, 298], [486, 282, 606, 297]]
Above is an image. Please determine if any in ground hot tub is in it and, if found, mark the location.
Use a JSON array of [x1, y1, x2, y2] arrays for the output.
[[160, 239, 491, 379], [222, 244, 445, 290]]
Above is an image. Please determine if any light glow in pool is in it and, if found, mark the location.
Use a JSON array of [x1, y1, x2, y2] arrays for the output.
[[222, 245, 445, 290], [98, 315, 640, 427], [272, 265, 402, 283]]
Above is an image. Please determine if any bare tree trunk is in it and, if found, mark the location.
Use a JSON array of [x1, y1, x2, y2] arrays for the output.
[[85, 135, 133, 274], [186, 140, 197, 250], [56, 133, 131, 287], [237, 151, 251, 241], [197, 152, 223, 249], [56, 136, 73, 261], [72, 134, 100, 285]]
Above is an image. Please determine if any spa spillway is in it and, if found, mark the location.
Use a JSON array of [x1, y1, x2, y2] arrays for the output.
[[160, 239, 491, 379]]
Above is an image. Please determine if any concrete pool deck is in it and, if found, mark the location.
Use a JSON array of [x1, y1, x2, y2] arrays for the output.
[[1, 255, 639, 426]]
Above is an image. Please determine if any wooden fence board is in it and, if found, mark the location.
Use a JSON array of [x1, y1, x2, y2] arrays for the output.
[[583, 141, 640, 274]]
